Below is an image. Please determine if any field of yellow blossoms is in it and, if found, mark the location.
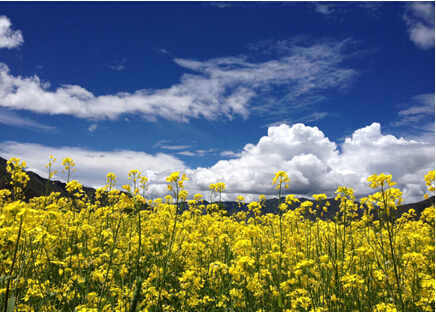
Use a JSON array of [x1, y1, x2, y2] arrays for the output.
[[0, 157, 434, 312]]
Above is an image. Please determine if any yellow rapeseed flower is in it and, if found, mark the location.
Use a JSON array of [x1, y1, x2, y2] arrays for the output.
[[273, 171, 290, 190]]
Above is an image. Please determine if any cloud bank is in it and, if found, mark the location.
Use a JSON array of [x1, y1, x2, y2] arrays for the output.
[[187, 122, 434, 204], [0, 142, 187, 198], [1, 122, 433, 204], [0, 38, 358, 122]]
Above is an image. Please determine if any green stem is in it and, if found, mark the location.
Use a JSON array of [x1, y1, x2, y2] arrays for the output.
[[155, 185, 181, 312], [4, 215, 23, 312], [98, 214, 123, 309], [136, 199, 142, 279]]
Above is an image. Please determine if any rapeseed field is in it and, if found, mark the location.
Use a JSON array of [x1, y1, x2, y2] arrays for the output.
[[0, 157, 434, 312]]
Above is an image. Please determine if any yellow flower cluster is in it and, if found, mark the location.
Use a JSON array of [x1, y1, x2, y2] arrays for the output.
[[424, 170, 435, 199], [0, 158, 434, 312], [61, 157, 76, 183], [272, 171, 290, 190], [6, 157, 30, 200]]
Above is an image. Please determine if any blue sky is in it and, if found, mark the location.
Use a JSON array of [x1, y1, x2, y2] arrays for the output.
[[0, 1, 434, 203]]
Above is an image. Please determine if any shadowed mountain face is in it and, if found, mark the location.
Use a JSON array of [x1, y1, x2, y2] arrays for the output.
[[0, 156, 96, 200], [0, 156, 434, 220]]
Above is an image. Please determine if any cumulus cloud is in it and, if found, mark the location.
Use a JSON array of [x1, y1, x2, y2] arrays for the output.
[[187, 123, 340, 199], [329, 123, 434, 200], [403, 2, 435, 50], [0, 38, 359, 122], [220, 150, 239, 157], [0, 16, 23, 49], [186, 123, 434, 203]]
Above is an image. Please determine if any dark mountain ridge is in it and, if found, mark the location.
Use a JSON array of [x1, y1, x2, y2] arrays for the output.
[[0, 156, 96, 200]]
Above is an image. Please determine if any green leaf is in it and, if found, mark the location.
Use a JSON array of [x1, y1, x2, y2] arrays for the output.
[[6, 295, 16, 312], [0, 276, 13, 283], [278, 294, 283, 308], [129, 277, 143, 312]]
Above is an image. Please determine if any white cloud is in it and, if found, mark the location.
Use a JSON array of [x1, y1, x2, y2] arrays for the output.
[[2, 122, 432, 204], [265, 111, 330, 128], [196, 148, 217, 156], [209, 2, 232, 9], [398, 93, 435, 117], [177, 151, 195, 156], [88, 124, 98, 132], [153, 140, 171, 148], [0, 38, 359, 122], [315, 3, 335, 15], [110, 65, 125, 71], [312, 2, 383, 19], [0, 108, 56, 131], [329, 123, 434, 202], [220, 150, 239, 157], [152, 46, 171, 56], [107, 59, 126, 71], [391, 94, 435, 140], [186, 123, 434, 203], [187, 123, 339, 199], [0, 141, 187, 199], [0, 16, 23, 49], [160, 145, 191, 150], [357, 3, 383, 18], [403, 2, 435, 50]]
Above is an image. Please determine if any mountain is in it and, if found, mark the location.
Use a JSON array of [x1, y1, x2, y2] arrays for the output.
[[0, 156, 434, 221], [0, 156, 96, 200], [217, 196, 434, 222]]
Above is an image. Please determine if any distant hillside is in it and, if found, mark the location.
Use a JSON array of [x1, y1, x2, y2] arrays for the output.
[[0, 156, 96, 200], [0, 156, 434, 220], [216, 195, 434, 221]]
